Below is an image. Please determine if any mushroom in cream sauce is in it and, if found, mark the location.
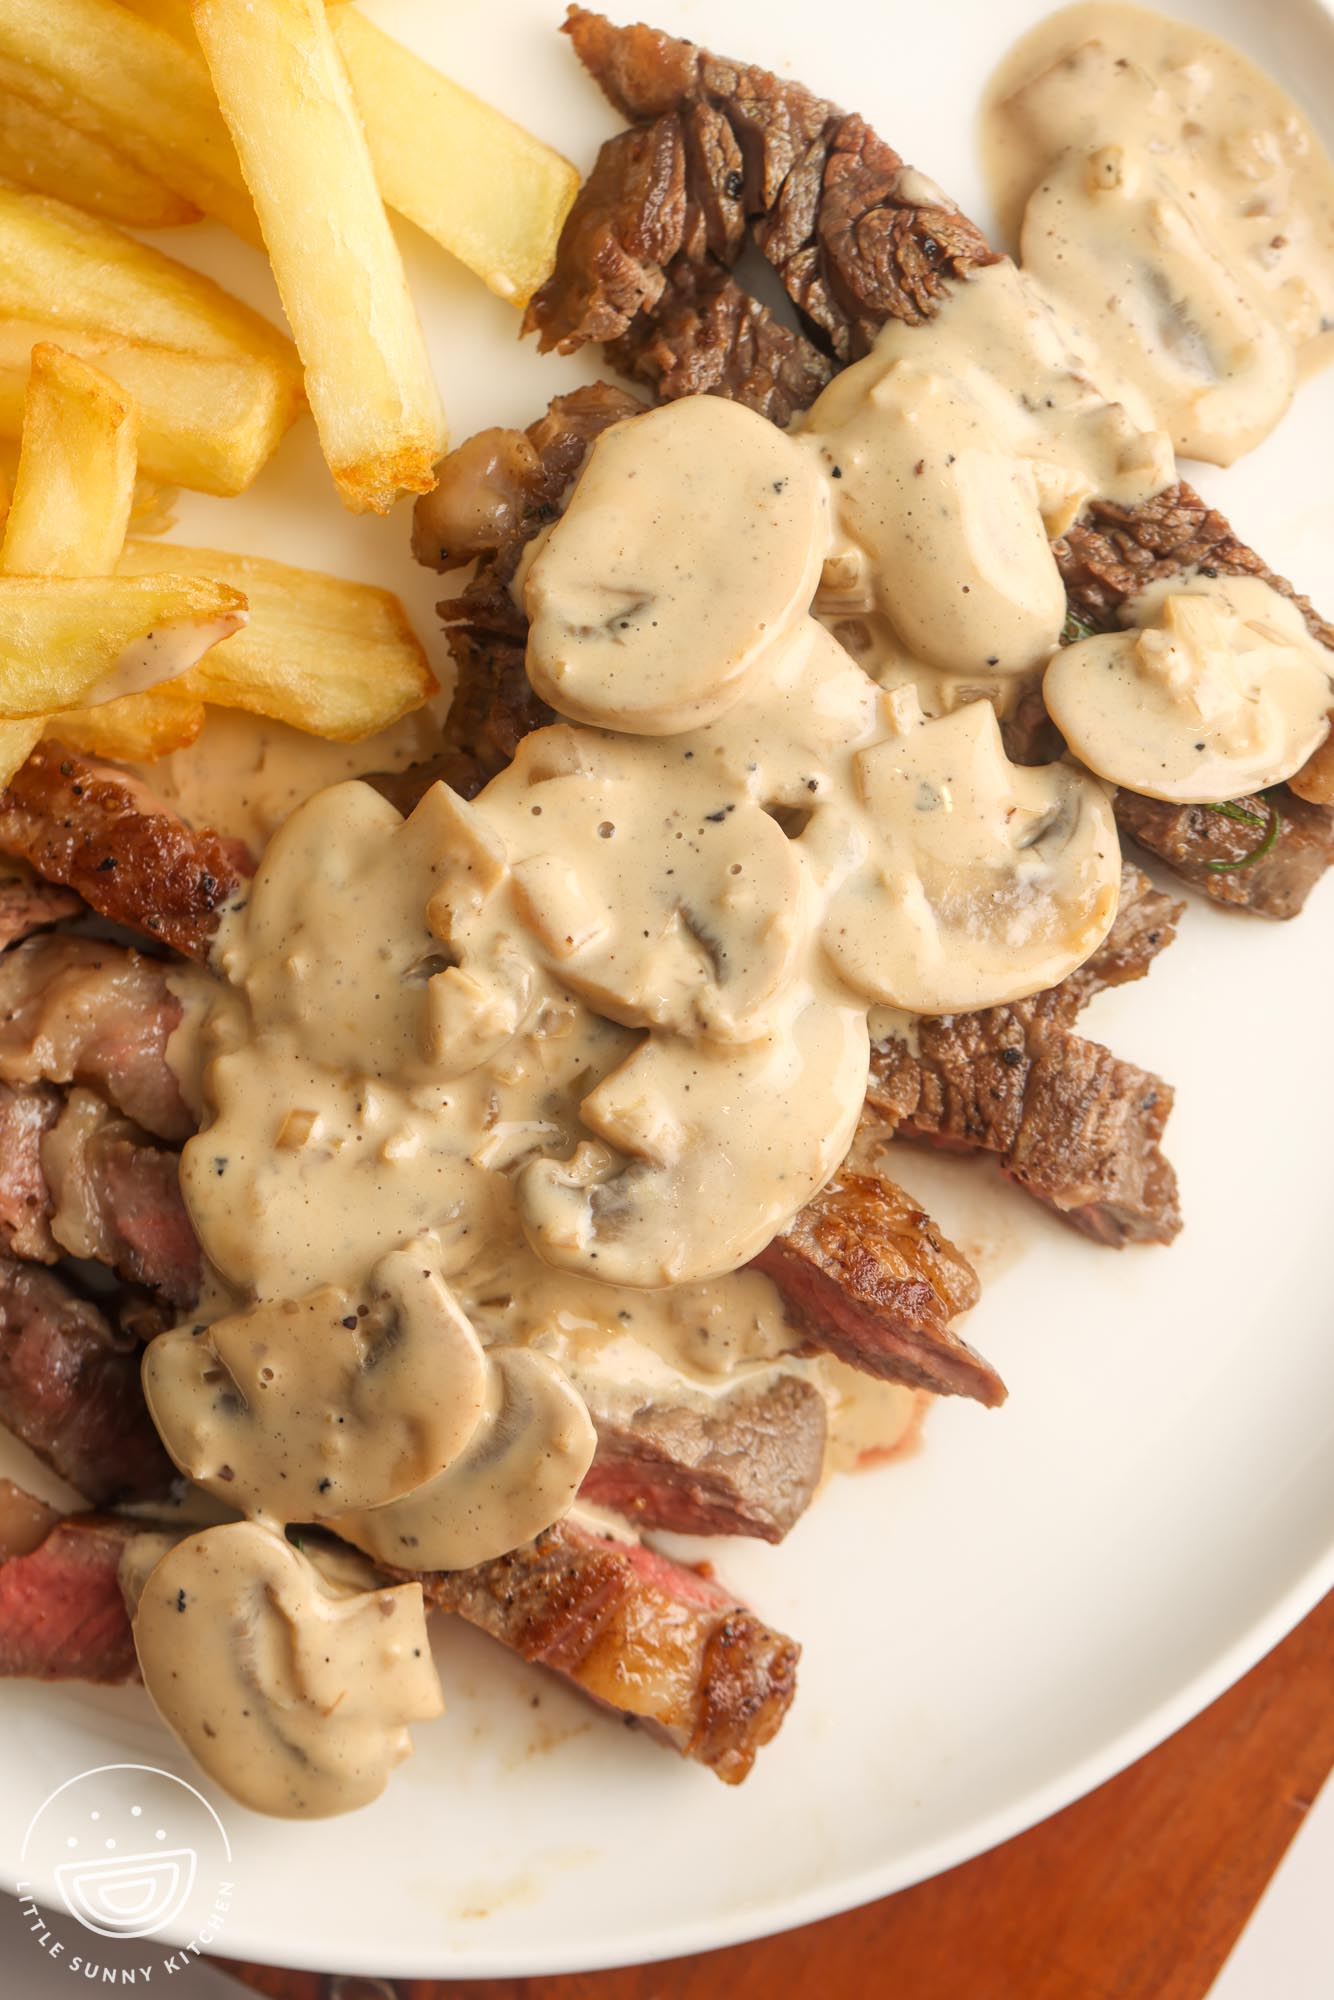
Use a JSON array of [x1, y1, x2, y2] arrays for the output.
[[981, 3, 1334, 463], [131, 1521, 442, 1818], [1045, 573, 1334, 801]]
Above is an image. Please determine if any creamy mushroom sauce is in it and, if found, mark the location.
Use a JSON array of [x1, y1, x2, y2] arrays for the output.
[[132, 10, 1334, 1810], [981, 2, 1334, 463]]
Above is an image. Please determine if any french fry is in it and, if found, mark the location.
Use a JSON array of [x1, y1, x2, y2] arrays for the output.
[[191, 0, 447, 514], [327, 7, 579, 307], [52, 687, 205, 760], [117, 540, 436, 738], [0, 719, 42, 787], [0, 0, 256, 242], [0, 322, 301, 498], [0, 88, 198, 231], [119, 0, 579, 307], [2, 345, 138, 579], [0, 187, 297, 371], [0, 574, 246, 717]]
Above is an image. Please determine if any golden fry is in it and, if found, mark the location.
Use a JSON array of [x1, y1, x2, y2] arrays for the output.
[[0, 87, 198, 230], [192, 0, 447, 513], [327, 6, 579, 307], [0, 573, 246, 717], [118, 540, 436, 738], [0, 0, 256, 241], [0, 322, 302, 497], [0, 186, 296, 369], [2, 345, 138, 578], [53, 687, 205, 760], [0, 718, 42, 786]]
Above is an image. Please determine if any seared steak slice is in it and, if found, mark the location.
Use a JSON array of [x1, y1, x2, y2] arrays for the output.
[[607, 257, 833, 425], [579, 1371, 826, 1541], [1113, 787, 1334, 923], [41, 1090, 200, 1307], [0, 1508, 141, 1683], [0, 866, 82, 952], [865, 864, 1183, 1246], [755, 1165, 998, 1404], [0, 1259, 175, 1505], [548, 8, 994, 363], [417, 1514, 799, 1782], [0, 934, 192, 1141], [0, 1080, 60, 1261], [0, 742, 248, 960], [1054, 483, 1334, 650], [1054, 485, 1334, 915]]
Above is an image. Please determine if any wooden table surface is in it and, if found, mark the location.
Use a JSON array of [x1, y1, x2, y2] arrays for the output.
[[216, 1586, 1333, 2000]]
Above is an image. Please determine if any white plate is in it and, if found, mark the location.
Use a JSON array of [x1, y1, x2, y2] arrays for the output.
[[3, 0, 1333, 1978]]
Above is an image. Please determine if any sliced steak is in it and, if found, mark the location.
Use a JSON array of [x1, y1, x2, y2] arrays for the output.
[[1112, 785, 1334, 923], [0, 1507, 141, 1683], [0, 1259, 175, 1505], [865, 864, 1183, 1246], [0, 933, 191, 1141], [41, 1090, 200, 1307], [755, 1162, 998, 1404], [416, 1514, 799, 1782], [0, 866, 82, 952], [0, 742, 249, 960], [606, 257, 833, 425], [0, 1080, 60, 1261], [545, 8, 995, 364], [579, 1371, 826, 1542]]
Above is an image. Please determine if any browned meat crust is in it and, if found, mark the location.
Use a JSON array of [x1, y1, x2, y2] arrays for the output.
[[554, 9, 994, 364], [579, 1371, 826, 1541], [0, 1259, 176, 1504], [606, 257, 833, 425], [0, 743, 248, 960], [867, 868, 1185, 1247], [0, 1081, 60, 1261], [0, 934, 192, 1142], [0, 867, 82, 952], [755, 1164, 998, 1404], [1112, 787, 1334, 922], [1054, 483, 1334, 649], [416, 1515, 799, 1783], [0, 1510, 141, 1684]]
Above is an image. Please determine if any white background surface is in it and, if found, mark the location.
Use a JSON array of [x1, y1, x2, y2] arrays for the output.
[[0, 0, 1332, 1982]]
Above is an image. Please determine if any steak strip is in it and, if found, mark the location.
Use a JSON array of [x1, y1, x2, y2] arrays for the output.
[[0, 867, 82, 953], [0, 1508, 142, 1684], [415, 1515, 799, 1783], [0, 1259, 176, 1506], [0, 742, 249, 960], [867, 866, 1185, 1246]]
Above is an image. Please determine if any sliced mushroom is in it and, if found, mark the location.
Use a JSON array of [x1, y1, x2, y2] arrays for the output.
[[142, 1241, 489, 1521], [1045, 576, 1333, 803], [525, 396, 829, 734], [516, 997, 870, 1287], [339, 1346, 595, 1572], [1020, 146, 1295, 465], [823, 692, 1120, 1013], [132, 1521, 442, 1818]]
